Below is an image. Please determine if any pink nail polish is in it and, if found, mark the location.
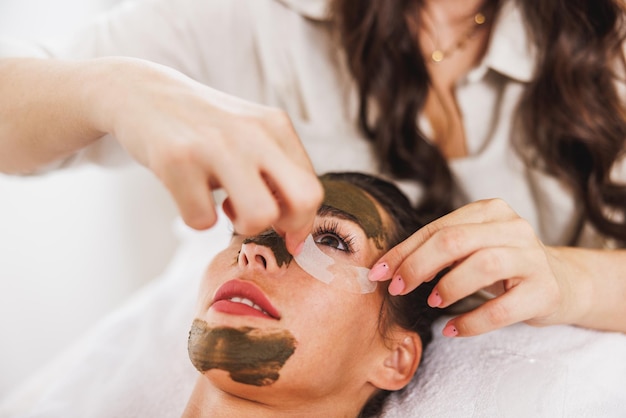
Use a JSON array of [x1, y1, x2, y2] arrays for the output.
[[388, 275, 405, 295], [368, 262, 390, 281], [442, 324, 458, 337], [293, 241, 305, 256], [428, 290, 442, 307]]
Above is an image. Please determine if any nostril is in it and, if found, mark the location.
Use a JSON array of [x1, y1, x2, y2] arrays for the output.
[[255, 255, 267, 269], [237, 250, 250, 267], [239, 243, 271, 270]]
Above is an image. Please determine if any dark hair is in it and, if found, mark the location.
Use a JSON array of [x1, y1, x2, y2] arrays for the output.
[[330, 0, 626, 244], [518, 0, 626, 242], [319, 172, 442, 418]]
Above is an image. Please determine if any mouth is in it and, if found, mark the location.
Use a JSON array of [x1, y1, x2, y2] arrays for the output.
[[210, 279, 281, 320]]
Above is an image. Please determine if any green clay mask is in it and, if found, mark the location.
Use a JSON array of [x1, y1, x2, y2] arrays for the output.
[[293, 178, 386, 294], [243, 230, 292, 267], [188, 319, 297, 386], [320, 179, 385, 250]]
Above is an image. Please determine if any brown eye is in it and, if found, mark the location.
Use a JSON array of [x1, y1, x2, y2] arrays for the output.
[[313, 219, 355, 254], [314, 233, 348, 251]]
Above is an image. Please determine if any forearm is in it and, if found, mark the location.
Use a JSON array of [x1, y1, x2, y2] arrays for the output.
[[553, 246, 626, 333], [0, 57, 107, 174]]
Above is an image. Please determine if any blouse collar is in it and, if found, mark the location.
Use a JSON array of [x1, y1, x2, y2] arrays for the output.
[[277, 0, 538, 82], [473, 0, 538, 83]]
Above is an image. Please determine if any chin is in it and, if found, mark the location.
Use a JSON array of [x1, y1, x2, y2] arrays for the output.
[[188, 317, 299, 394], [204, 368, 293, 402]]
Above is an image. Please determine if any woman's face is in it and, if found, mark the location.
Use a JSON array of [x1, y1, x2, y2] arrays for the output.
[[190, 179, 395, 407]]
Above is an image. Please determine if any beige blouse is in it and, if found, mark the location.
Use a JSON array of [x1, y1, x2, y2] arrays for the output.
[[2, 0, 621, 247]]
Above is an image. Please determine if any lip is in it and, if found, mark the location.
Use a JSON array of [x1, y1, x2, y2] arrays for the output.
[[210, 279, 281, 320]]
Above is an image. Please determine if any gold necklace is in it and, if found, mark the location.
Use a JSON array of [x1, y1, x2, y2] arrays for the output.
[[423, 10, 488, 63]]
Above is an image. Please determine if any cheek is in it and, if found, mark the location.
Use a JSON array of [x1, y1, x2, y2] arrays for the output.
[[280, 295, 384, 390], [196, 249, 237, 311], [287, 291, 383, 352]]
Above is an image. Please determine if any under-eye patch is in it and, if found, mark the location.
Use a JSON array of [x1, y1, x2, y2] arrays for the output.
[[293, 234, 377, 294]]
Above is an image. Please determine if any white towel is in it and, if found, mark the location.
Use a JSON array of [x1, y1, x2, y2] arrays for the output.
[[0, 217, 226, 418], [382, 319, 626, 417], [2, 217, 625, 418]]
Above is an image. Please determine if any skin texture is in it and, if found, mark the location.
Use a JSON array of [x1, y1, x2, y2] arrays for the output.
[[193, 180, 390, 389], [183, 179, 419, 417]]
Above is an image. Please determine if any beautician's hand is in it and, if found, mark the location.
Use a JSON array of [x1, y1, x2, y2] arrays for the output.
[[92, 58, 322, 253], [367, 199, 607, 336]]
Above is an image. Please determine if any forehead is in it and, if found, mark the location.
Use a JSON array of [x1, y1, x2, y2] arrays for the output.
[[320, 178, 386, 249]]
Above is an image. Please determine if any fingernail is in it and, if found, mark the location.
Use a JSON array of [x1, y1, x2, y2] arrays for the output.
[[388, 275, 405, 295], [428, 290, 442, 307], [368, 262, 390, 281], [442, 323, 458, 337], [293, 241, 305, 256]]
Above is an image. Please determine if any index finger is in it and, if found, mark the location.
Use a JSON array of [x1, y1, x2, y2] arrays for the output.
[[264, 160, 323, 255], [260, 115, 323, 254], [368, 198, 519, 282]]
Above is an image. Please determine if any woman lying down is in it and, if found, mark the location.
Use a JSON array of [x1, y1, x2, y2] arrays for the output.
[[182, 172, 442, 417]]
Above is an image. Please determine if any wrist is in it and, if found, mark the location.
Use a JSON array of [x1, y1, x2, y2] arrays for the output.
[[546, 246, 594, 327], [76, 57, 131, 138], [551, 246, 626, 332]]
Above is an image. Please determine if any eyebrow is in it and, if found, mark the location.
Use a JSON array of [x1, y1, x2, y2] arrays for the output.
[[317, 204, 362, 227], [232, 204, 365, 238]]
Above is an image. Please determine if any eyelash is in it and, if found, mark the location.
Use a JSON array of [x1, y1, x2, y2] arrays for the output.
[[313, 220, 356, 254]]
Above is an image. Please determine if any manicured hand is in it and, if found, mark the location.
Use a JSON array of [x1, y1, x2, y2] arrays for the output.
[[368, 199, 591, 336], [93, 58, 322, 254]]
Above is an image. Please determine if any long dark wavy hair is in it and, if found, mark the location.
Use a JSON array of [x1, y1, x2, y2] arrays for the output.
[[330, 0, 626, 244]]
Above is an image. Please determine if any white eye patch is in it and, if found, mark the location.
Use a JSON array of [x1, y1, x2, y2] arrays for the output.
[[293, 235, 377, 294]]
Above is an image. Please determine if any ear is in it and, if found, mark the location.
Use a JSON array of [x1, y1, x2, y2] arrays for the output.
[[368, 330, 422, 391]]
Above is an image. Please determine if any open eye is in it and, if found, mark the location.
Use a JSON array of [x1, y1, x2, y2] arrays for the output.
[[313, 220, 355, 253], [314, 233, 349, 251]]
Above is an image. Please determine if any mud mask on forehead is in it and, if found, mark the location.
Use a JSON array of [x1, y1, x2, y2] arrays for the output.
[[293, 178, 387, 294]]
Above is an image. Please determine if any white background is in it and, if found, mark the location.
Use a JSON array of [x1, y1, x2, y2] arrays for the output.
[[0, 0, 179, 398]]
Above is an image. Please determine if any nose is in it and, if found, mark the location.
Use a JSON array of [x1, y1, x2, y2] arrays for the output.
[[238, 242, 281, 272], [237, 229, 293, 273]]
